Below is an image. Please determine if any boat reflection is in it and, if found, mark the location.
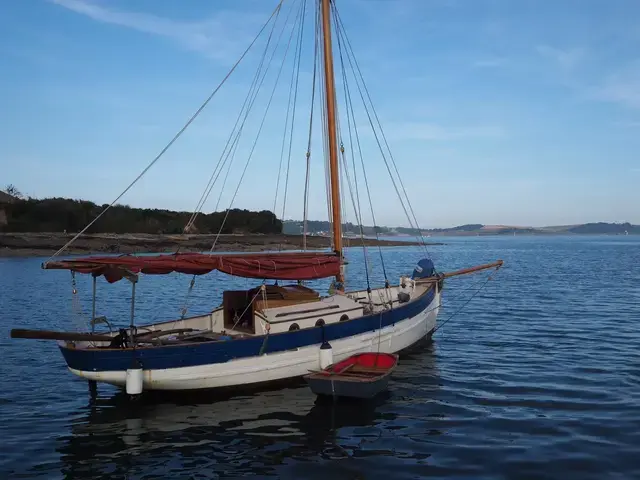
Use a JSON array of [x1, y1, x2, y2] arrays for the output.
[[56, 342, 439, 479]]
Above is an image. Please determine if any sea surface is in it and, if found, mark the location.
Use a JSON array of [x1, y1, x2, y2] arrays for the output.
[[1, 235, 639, 479]]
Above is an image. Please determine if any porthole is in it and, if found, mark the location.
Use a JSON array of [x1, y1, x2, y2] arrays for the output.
[[289, 323, 300, 331], [339, 314, 349, 322], [315, 319, 325, 327]]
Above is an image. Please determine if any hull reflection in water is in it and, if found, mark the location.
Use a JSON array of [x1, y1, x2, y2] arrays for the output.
[[56, 343, 439, 479]]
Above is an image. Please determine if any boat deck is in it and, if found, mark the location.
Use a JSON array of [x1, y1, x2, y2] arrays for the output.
[[63, 280, 432, 351]]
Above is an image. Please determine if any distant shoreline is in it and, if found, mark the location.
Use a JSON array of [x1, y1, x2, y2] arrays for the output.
[[384, 232, 639, 237], [0, 232, 442, 258]]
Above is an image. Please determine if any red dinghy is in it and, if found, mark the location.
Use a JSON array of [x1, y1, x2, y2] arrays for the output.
[[305, 352, 398, 399]]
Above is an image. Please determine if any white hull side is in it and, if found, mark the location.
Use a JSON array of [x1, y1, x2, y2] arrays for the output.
[[70, 290, 440, 391]]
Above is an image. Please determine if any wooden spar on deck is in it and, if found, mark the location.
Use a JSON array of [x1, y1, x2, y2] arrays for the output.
[[320, 0, 344, 288], [415, 260, 504, 283], [442, 260, 503, 278], [10, 327, 200, 343], [10, 329, 115, 342]]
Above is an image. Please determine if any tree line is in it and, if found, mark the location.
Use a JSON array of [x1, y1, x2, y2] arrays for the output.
[[0, 196, 282, 234]]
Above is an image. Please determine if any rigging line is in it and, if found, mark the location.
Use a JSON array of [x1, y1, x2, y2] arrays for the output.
[[213, 127, 241, 212], [335, 16, 367, 249], [439, 270, 497, 303], [330, 33, 349, 239], [44, 1, 283, 264], [333, 8, 387, 284], [231, 285, 265, 331], [185, 4, 284, 232], [281, 0, 307, 222], [187, 1, 296, 233], [316, 10, 333, 243], [211, 35, 283, 218], [178, 7, 290, 319], [211, 0, 299, 207], [213, 0, 301, 228], [315, 1, 333, 244], [336, 13, 430, 258], [210, 0, 302, 252], [345, 83, 388, 284], [303, 1, 319, 251], [433, 267, 501, 334], [335, 11, 429, 255], [179, 3, 292, 316], [333, 11, 429, 257], [336, 68, 371, 292], [336, 112, 348, 234], [344, 79, 387, 284], [337, 23, 423, 256], [273, 0, 305, 216], [339, 144, 348, 233], [338, 135, 371, 290], [194, 0, 298, 244], [340, 111, 374, 292], [332, 9, 423, 235]]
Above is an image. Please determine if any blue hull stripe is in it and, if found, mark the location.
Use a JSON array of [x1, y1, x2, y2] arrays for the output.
[[59, 288, 435, 372]]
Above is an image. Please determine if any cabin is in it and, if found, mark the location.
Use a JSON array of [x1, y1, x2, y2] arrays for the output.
[[222, 283, 364, 335]]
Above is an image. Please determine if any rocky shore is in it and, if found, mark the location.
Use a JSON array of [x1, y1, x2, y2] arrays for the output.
[[0, 232, 441, 257]]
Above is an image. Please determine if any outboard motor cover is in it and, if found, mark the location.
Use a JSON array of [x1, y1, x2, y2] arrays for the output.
[[411, 258, 435, 280]]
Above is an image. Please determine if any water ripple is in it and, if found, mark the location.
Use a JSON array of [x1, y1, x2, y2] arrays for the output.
[[1, 236, 640, 479]]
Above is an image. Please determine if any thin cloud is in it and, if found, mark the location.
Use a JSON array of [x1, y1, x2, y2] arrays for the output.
[[592, 63, 640, 110], [536, 45, 585, 71], [613, 121, 640, 128], [472, 57, 506, 68], [49, 0, 265, 61]]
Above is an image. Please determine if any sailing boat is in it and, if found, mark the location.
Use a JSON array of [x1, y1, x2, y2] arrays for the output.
[[10, 0, 502, 393]]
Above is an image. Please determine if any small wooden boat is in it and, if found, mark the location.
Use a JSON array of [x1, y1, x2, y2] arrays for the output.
[[305, 352, 398, 399]]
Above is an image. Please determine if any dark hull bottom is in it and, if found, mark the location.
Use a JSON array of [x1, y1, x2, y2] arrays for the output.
[[306, 375, 391, 399]]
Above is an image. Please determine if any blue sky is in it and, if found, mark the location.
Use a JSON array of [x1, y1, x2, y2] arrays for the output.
[[1, 0, 640, 228]]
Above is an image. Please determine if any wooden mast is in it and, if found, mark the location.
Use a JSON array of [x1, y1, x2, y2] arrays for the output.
[[320, 0, 344, 288]]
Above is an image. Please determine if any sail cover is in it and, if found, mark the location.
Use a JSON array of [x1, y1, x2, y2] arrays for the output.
[[43, 252, 341, 283]]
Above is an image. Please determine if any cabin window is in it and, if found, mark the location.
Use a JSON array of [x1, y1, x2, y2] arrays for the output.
[[340, 314, 349, 322], [289, 323, 300, 331], [315, 319, 325, 327]]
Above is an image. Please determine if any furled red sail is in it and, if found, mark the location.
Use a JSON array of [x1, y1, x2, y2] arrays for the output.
[[43, 252, 341, 283]]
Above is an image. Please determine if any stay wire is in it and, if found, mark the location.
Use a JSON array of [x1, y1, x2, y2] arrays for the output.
[[273, 0, 305, 216], [333, 5, 388, 285], [209, 0, 299, 221], [316, 7, 333, 241], [335, 62, 371, 292], [433, 267, 501, 334], [178, 1, 289, 318], [281, 0, 307, 222], [186, 2, 284, 232], [302, 2, 319, 250], [210, 0, 304, 252], [333, 9, 429, 257]]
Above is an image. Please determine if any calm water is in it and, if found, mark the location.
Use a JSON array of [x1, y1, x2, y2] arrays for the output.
[[1, 236, 639, 479]]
